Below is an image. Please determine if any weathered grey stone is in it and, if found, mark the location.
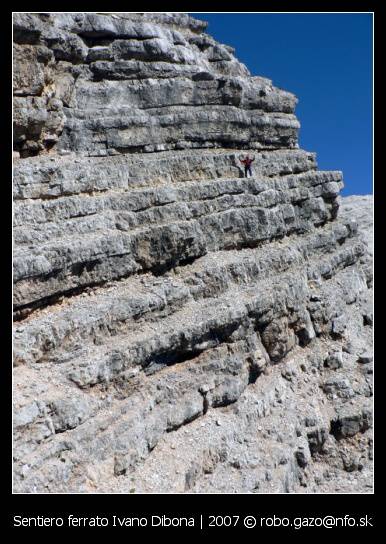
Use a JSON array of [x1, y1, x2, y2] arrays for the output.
[[323, 377, 355, 399], [13, 12, 298, 157], [357, 353, 373, 365], [330, 407, 372, 439], [295, 438, 312, 468], [324, 351, 343, 369], [332, 315, 347, 337], [13, 12, 373, 494], [49, 397, 94, 432], [307, 426, 329, 455]]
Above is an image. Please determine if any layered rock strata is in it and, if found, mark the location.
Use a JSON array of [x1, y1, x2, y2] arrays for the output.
[[13, 12, 373, 493]]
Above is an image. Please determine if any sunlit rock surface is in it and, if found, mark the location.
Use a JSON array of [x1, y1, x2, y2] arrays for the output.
[[13, 12, 373, 493]]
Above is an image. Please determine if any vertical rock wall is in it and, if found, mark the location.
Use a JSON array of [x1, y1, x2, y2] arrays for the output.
[[13, 13, 373, 493]]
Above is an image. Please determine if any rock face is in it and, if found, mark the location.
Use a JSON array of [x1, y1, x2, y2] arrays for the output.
[[13, 12, 373, 493]]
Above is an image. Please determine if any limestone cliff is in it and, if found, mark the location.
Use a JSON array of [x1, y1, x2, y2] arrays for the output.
[[13, 13, 373, 493]]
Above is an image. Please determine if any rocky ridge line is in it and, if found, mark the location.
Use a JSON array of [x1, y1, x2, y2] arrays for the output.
[[13, 12, 373, 493]]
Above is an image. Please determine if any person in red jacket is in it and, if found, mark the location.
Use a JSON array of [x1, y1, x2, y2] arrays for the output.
[[240, 154, 255, 177]]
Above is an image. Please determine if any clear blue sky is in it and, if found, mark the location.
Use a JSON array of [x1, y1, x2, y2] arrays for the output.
[[192, 13, 373, 196]]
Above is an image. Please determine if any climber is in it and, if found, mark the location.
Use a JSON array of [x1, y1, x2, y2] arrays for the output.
[[239, 154, 255, 178]]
